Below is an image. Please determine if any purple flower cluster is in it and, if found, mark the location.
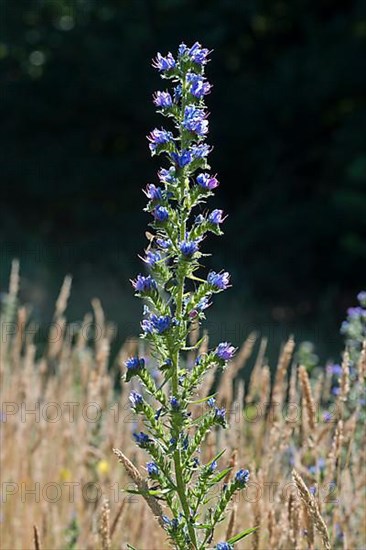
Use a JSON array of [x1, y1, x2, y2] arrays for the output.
[[183, 105, 208, 136], [158, 167, 176, 184], [180, 240, 199, 257], [171, 149, 192, 167], [153, 91, 173, 109], [186, 72, 211, 98], [142, 314, 173, 335], [215, 342, 236, 361], [153, 205, 169, 222], [196, 172, 219, 190], [125, 356, 145, 371], [132, 274, 157, 293], [133, 431, 152, 447], [170, 396, 180, 410], [207, 271, 230, 290], [152, 52, 176, 72], [214, 406, 226, 426], [347, 306, 366, 319], [326, 363, 342, 377], [143, 250, 162, 267], [179, 42, 211, 65], [208, 209, 225, 225], [235, 468, 250, 487], [148, 128, 173, 153], [146, 461, 159, 477], [215, 543, 233, 550], [129, 391, 143, 408], [144, 183, 162, 201]]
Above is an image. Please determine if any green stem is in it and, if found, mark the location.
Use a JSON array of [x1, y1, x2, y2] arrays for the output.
[[169, 66, 199, 549], [174, 449, 198, 548]]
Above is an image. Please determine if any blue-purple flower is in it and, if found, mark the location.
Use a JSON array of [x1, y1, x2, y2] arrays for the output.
[[129, 391, 143, 409], [142, 314, 173, 335], [191, 143, 211, 159], [188, 42, 211, 65], [196, 172, 219, 190], [215, 543, 234, 550], [180, 240, 199, 258], [146, 461, 159, 477], [183, 105, 208, 136], [153, 91, 173, 109], [186, 73, 211, 98], [153, 205, 169, 222], [156, 237, 171, 249], [152, 52, 176, 72], [171, 150, 192, 167], [144, 183, 163, 201], [309, 457, 325, 475], [170, 396, 180, 410], [215, 342, 236, 361], [133, 431, 152, 447], [148, 128, 173, 153], [197, 296, 211, 312], [326, 363, 342, 377], [125, 356, 145, 371], [143, 250, 162, 267], [235, 468, 250, 487], [214, 406, 226, 426], [207, 271, 230, 290], [347, 306, 365, 319], [132, 274, 158, 293], [158, 167, 176, 184], [208, 209, 225, 225]]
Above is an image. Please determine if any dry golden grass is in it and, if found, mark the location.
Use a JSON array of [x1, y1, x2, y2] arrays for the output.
[[1, 264, 365, 549]]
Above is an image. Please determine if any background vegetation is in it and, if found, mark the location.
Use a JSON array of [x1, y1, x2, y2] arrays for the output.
[[1, 0, 366, 360]]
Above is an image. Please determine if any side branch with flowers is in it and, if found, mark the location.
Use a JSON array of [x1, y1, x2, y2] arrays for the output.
[[114, 42, 256, 550]]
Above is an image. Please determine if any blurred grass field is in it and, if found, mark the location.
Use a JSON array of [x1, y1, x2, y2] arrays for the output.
[[1, 261, 365, 550]]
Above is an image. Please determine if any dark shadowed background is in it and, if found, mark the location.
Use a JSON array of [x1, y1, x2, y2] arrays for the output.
[[1, 0, 365, 362]]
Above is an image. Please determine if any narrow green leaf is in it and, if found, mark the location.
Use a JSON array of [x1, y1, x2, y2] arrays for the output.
[[227, 526, 259, 544], [190, 393, 218, 405], [206, 448, 226, 467], [210, 467, 231, 484], [187, 274, 206, 283], [124, 489, 142, 495], [148, 488, 171, 496]]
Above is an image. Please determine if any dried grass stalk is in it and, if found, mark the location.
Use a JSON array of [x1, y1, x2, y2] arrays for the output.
[[33, 525, 41, 550], [110, 499, 126, 539], [292, 469, 331, 550], [339, 351, 350, 403], [112, 448, 165, 529], [272, 337, 295, 406], [99, 499, 111, 550], [55, 275, 72, 319], [299, 365, 316, 431]]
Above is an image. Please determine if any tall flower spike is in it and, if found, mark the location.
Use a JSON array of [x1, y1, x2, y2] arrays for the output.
[[119, 43, 256, 550]]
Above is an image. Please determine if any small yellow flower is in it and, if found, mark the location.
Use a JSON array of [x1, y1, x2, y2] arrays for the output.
[[97, 459, 110, 476], [59, 468, 72, 482]]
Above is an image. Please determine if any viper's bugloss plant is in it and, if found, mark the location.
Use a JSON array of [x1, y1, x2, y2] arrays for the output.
[[120, 42, 256, 550]]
